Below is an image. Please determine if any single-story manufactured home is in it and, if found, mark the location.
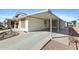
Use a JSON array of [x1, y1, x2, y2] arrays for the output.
[[4, 10, 66, 32]]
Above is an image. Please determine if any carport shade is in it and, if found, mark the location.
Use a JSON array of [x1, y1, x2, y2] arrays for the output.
[[26, 10, 60, 39]]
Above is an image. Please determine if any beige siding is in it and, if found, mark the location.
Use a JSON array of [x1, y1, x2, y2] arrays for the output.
[[18, 20, 21, 29], [46, 20, 50, 28], [18, 19, 28, 31], [27, 17, 49, 31], [21, 20, 25, 28]]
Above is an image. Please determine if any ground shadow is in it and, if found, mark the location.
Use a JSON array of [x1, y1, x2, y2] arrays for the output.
[[52, 27, 79, 37]]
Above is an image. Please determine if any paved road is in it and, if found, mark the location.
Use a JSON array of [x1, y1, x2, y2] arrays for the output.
[[0, 31, 50, 50]]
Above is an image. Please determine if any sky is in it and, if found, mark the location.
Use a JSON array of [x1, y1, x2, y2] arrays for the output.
[[52, 9, 79, 22], [0, 9, 79, 22]]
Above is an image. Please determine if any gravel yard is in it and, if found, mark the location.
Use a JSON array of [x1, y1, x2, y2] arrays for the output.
[[0, 29, 19, 40]]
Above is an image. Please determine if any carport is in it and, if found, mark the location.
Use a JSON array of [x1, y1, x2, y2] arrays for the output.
[[27, 10, 60, 33]]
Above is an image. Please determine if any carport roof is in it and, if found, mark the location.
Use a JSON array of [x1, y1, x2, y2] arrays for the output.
[[26, 10, 61, 20]]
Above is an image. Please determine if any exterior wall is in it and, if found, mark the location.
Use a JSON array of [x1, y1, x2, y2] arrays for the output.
[[18, 17, 66, 32], [21, 20, 25, 28], [51, 20, 58, 32], [27, 17, 49, 31], [46, 20, 50, 28], [52, 20, 58, 29], [18, 20, 21, 29], [59, 20, 66, 29], [18, 19, 28, 32]]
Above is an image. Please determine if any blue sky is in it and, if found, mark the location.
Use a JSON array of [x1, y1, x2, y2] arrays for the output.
[[0, 9, 79, 22], [52, 9, 79, 22]]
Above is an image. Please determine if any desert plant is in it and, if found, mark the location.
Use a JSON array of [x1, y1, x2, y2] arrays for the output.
[[69, 36, 79, 50], [75, 40, 79, 50]]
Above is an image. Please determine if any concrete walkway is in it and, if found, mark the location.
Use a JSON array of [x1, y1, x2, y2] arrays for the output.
[[42, 40, 73, 50], [52, 33, 69, 45], [0, 31, 50, 50]]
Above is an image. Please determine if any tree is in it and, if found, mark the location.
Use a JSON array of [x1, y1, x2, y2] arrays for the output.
[[0, 22, 4, 27]]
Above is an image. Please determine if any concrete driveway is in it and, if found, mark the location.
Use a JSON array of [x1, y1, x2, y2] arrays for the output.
[[0, 28, 70, 50], [0, 31, 50, 50]]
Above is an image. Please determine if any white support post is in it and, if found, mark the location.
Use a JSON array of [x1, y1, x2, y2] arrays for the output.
[[50, 17, 52, 39]]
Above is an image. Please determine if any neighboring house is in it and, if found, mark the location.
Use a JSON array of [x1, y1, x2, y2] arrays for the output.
[[4, 10, 66, 32], [71, 21, 77, 27], [68, 20, 79, 27], [75, 21, 79, 27], [3, 13, 22, 29], [67, 22, 73, 27], [3, 16, 19, 29]]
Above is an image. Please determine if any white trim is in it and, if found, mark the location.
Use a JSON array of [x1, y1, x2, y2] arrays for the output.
[[27, 9, 49, 16]]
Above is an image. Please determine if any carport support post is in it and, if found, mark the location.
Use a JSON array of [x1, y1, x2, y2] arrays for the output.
[[50, 17, 52, 39]]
